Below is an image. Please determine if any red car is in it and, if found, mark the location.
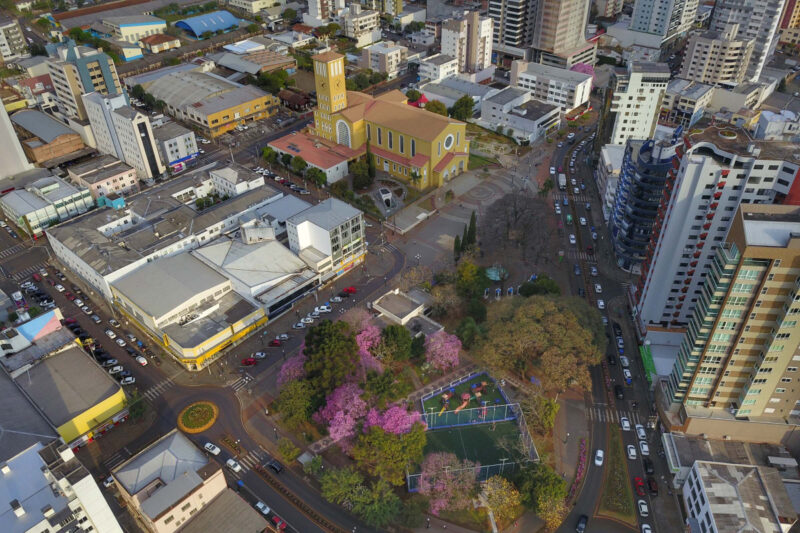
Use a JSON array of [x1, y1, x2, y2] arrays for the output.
[[634, 477, 646, 497], [32, 273, 42, 282], [343, 286, 357, 294], [65, 292, 76, 301], [64, 318, 77, 324], [241, 357, 257, 366], [271, 516, 287, 531], [269, 339, 282, 347]]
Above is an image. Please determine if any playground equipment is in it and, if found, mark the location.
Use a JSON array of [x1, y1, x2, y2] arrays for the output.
[[454, 393, 471, 413]]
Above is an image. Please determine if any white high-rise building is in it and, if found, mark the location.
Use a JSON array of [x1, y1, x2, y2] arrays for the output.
[[441, 12, 493, 74], [710, 0, 787, 81], [0, 105, 33, 178], [83, 92, 165, 180], [630, 0, 699, 42], [488, 0, 536, 60], [0, 440, 123, 533], [609, 63, 670, 146], [633, 125, 799, 336], [303, 0, 345, 26]]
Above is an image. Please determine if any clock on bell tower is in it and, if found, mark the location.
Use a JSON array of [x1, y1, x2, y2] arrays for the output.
[[311, 51, 347, 142]]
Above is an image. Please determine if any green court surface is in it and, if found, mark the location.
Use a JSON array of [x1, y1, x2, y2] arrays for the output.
[[424, 421, 526, 466], [421, 374, 508, 415]]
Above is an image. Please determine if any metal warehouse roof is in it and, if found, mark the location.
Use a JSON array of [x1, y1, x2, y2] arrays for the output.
[[176, 10, 240, 38], [10, 110, 76, 144]]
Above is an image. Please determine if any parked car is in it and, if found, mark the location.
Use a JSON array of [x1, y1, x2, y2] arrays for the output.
[[597, 299, 605, 310], [292, 322, 305, 329], [647, 476, 658, 495], [342, 286, 357, 294], [633, 477, 646, 497], [105, 329, 116, 339], [55, 284, 65, 292], [620, 356, 630, 368], [116, 338, 127, 347], [241, 357, 257, 366], [253, 352, 267, 359], [135, 355, 148, 366], [269, 339, 282, 347], [330, 296, 342, 303], [204, 443, 221, 455], [226, 459, 242, 472], [643, 458, 654, 475], [103, 476, 114, 488], [575, 514, 588, 533], [590, 266, 598, 276], [266, 459, 283, 474], [107, 365, 123, 375], [276, 334, 289, 341], [637, 499, 649, 517], [614, 384, 624, 400], [255, 501, 270, 515], [623, 368, 632, 384], [101, 359, 118, 367], [301, 317, 314, 324], [594, 283, 602, 294], [109, 319, 120, 327], [91, 315, 102, 324]]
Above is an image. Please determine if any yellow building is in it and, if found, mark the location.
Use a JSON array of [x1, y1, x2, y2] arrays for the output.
[[310, 51, 469, 189], [16, 345, 128, 447], [111, 252, 267, 371]]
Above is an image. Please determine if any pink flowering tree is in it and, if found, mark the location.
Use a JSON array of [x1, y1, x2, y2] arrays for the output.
[[418, 452, 479, 515], [277, 351, 307, 386], [363, 404, 425, 435], [425, 331, 461, 372], [328, 410, 358, 441], [356, 324, 384, 374], [314, 383, 368, 426], [342, 307, 372, 332]]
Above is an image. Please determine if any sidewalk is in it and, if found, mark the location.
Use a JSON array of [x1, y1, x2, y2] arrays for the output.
[[552, 390, 590, 483]]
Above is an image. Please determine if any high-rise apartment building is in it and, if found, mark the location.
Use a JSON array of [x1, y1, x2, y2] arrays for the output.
[[361, 0, 403, 16], [83, 92, 165, 180], [610, 134, 681, 272], [0, 440, 123, 533], [629, 0, 699, 43], [779, 0, 800, 43], [609, 62, 670, 146], [304, 0, 345, 26], [634, 126, 800, 335], [710, 0, 786, 82], [679, 24, 755, 85], [487, 0, 536, 62], [531, 0, 596, 67], [441, 11, 493, 74], [46, 40, 122, 120], [0, 16, 27, 63], [665, 203, 800, 421], [596, 0, 624, 18]]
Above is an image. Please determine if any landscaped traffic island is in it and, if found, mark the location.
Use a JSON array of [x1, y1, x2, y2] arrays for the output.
[[177, 401, 219, 433]]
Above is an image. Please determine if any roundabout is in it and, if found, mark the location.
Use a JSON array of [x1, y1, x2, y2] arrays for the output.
[[177, 401, 218, 433]]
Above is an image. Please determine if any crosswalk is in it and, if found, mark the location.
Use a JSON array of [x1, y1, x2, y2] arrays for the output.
[[552, 192, 593, 204], [103, 448, 131, 471], [231, 374, 254, 392], [0, 244, 24, 260], [588, 405, 642, 425], [10, 262, 48, 281], [228, 448, 269, 478], [141, 378, 175, 403], [566, 249, 598, 263]]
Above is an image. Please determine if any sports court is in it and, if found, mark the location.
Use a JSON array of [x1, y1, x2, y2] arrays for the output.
[[424, 421, 526, 466]]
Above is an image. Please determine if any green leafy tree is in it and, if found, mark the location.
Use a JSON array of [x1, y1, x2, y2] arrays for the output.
[[303, 455, 324, 477], [405, 88, 421, 102], [354, 72, 370, 90], [282, 7, 297, 21], [364, 370, 412, 407], [290, 155, 308, 175], [381, 324, 413, 362], [484, 476, 522, 523], [303, 320, 359, 407], [352, 424, 426, 486], [410, 335, 425, 362], [521, 390, 560, 434], [352, 479, 402, 528], [369, 70, 387, 85], [467, 297, 487, 323], [456, 260, 489, 299], [518, 275, 561, 296], [450, 95, 474, 121], [425, 100, 448, 116], [276, 380, 313, 429], [280, 152, 292, 167], [351, 159, 372, 189], [320, 466, 364, 505], [461, 224, 469, 251], [277, 437, 301, 462], [398, 494, 429, 528], [455, 316, 480, 349], [201, 30, 213, 39], [516, 463, 566, 512], [453, 234, 461, 261], [35, 17, 50, 31], [131, 84, 146, 100], [405, 21, 425, 33], [246, 23, 259, 33], [262, 146, 279, 165], [366, 142, 376, 178], [306, 167, 327, 187]]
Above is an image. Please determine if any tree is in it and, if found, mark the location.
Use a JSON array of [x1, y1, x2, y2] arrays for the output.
[[131, 84, 146, 100], [282, 7, 297, 21], [303, 320, 359, 407], [352, 479, 402, 528], [275, 379, 314, 429], [519, 275, 561, 296], [521, 389, 560, 434], [277, 437, 301, 462], [280, 152, 292, 167], [405, 21, 425, 33], [418, 452, 479, 515], [277, 351, 307, 385], [453, 234, 461, 261], [538, 497, 567, 531], [425, 100, 448, 116], [484, 476, 522, 523], [381, 324, 413, 362], [450, 95, 475, 121], [354, 72, 370, 90], [366, 142, 376, 178], [467, 211, 477, 247], [320, 466, 364, 505], [515, 462, 567, 511], [258, 69, 291, 94], [430, 284, 461, 317], [35, 17, 50, 31], [364, 370, 412, 407], [398, 264, 432, 291], [315, 383, 367, 427], [363, 404, 423, 435], [352, 424, 426, 486], [476, 296, 602, 390], [456, 317, 480, 349], [246, 23, 259, 33], [405, 88, 421, 102], [262, 146, 279, 165], [201, 30, 213, 39], [290, 156, 307, 175], [455, 260, 489, 299], [369, 70, 387, 85], [467, 297, 486, 323], [306, 167, 327, 187], [351, 159, 372, 189], [425, 330, 461, 371]]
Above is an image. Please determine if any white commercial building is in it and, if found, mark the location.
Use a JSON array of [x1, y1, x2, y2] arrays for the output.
[[103, 15, 167, 43], [153, 121, 199, 172], [478, 86, 561, 143], [227, 0, 277, 14], [609, 62, 670, 146], [286, 198, 365, 281], [340, 5, 381, 47], [510, 60, 592, 113], [83, 92, 166, 180], [634, 126, 800, 338], [418, 54, 459, 82], [359, 41, 408, 79], [0, 175, 93, 237], [441, 11, 493, 74], [304, 0, 344, 27], [0, 440, 123, 533], [0, 16, 27, 63], [710, 0, 785, 82]]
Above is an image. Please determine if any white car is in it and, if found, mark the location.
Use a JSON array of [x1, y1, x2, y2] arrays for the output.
[[621, 417, 631, 431], [597, 299, 605, 310], [255, 501, 271, 515], [555, 205, 561, 215], [549, 166, 556, 175], [635, 424, 647, 440], [638, 499, 649, 517], [316, 305, 332, 313], [136, 355, 148, 366], [627, 445, 637, 460], [620, 356, 630, 368], [590, 266, 598, 277], [623, 369, 632, 382], [226, 458, 242, 472], [55, 284, 65, 292], [103, 476, 115, 488], [105, 329, 117, 339], [301, 317, 314, 324], [594, 449, 604, 466], [330, 296, 342, 303], [120, 376, 136, 386], [74, 298, 84, 307], [569, 234, 576, 245], [253, 352, 267, 359], [91, 314, 102, 324], [116, 338, 127, 347], [571, 178, 577, 186], [567, 132, 575, 140], [109, 319, 120, 327], [107, 365, 123, 375], [579, 217, 587, 226], [292, 322, 305, 329], [639, 440, 650, 456], [276, 333, 289, 341], [594, 283, 602, 293], [204, 443, 221, 455], [641, 525, 652, 533], [82, 306, 92, 315]]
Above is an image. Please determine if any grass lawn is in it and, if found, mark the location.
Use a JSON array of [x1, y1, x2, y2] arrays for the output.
[[424, 421, 526, 466], [468, 153, 500, 170], [598, 428, 637, 526], [421, 374, 507, 414]]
